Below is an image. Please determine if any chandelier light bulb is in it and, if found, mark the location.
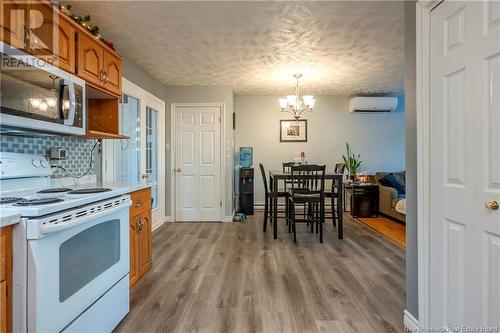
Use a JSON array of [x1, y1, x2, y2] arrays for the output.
[[303, 95, 315, 108]]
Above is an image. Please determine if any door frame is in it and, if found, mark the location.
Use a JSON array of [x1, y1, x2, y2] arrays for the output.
[[102, 78, 166, 230], [415, 0, 443, 329], [170, 102, 226, 222]]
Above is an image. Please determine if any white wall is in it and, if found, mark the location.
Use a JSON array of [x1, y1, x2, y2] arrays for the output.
[[165, 86, 235, 218], [235, 95, 405, 205]]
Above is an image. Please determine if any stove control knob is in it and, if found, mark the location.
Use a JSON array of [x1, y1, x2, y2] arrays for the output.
[[32, 159, 41, 168], [40, 160, 49, 168]]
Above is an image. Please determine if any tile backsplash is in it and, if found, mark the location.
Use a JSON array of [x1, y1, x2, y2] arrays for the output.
[[0, 135, 98, 177]]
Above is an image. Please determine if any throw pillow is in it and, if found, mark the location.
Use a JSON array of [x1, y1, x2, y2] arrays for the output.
[[379, 173, 406, 195]]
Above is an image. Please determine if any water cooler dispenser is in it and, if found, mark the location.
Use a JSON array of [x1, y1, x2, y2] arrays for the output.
[[239, 168, 254, 215], [238, 147, 254, 215]]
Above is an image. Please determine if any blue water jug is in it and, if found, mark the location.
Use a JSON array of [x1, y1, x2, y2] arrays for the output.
[[239, 147, 253, 167]]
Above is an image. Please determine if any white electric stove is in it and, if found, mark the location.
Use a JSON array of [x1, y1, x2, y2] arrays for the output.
[[0, 152, 131, 333]]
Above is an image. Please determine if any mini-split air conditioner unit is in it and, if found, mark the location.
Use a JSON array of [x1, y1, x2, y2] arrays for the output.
[[348, 96, 398, 113]]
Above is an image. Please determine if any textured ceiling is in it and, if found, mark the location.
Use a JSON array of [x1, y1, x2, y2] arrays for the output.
[[67, 1, 405, 96]]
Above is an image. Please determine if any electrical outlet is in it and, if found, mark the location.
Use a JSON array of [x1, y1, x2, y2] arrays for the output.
[[50, 148, 67, 160]]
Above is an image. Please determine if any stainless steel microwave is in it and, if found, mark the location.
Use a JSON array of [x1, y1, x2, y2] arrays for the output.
[[0, 42, 86, 136]]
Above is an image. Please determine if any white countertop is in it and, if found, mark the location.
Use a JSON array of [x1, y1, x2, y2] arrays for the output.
[[50, 178, 152, 194], [90, 181, 152, 194], [0, 211, 21, 227]]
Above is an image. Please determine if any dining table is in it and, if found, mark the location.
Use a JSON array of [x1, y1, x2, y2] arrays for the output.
[[268, 170, 344, 240]]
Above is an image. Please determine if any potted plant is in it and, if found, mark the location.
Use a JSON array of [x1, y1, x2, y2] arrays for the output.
[[342, 142, 362, 182]]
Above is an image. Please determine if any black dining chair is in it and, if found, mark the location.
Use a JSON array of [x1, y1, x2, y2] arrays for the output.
[[286, 164, 326, 243], [259, 163, 289, 232], [325, 163, 346, 228], [282, 162, 295, 189]]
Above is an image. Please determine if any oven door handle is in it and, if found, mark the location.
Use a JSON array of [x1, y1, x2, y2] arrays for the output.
[[38, 199, 131, 236]]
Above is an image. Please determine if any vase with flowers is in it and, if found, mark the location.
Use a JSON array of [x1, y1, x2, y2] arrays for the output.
[[342, 142, 362, 183]]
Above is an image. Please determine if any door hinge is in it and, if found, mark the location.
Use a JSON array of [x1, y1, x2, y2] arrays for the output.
[[220, 201, 222, 207], [219, 117, 221, 123]]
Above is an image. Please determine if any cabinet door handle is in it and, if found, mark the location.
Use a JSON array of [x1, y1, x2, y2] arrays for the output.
[[103, 72, 108, 84], [135, 200, 143, 208], [138, 218, 144, 232], [99, 70, 104, 84]]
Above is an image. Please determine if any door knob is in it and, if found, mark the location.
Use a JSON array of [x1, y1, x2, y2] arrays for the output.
[[142, 173, 149, 180], [485, 200, 499, 210], [176, 168, 182, 173]]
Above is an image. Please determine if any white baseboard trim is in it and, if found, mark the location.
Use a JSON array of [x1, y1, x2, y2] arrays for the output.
[[152, 216, 173, 232], [222, 216, 233, 222], [404, 310, 419, 332]]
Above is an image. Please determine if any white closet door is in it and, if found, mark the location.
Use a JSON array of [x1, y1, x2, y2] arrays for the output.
[[175, 106, 221, 221]]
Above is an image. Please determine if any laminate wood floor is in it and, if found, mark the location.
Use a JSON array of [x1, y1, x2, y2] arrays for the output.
[[357, 217, 407, 248], [114, 213, 406, 333]]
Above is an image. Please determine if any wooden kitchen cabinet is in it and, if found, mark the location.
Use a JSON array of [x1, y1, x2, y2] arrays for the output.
[[77, 30, 122, 98], [0, 280, 6, 333], [77, 32, 104, 88], [137, 210, 152, 279], [0, 226, 12, 333], [1, 2, 76, 72], [102, 49, 121, 96], [86, 97, 127, 139], [0, 1, 27, 50], [129, 188, 152, 290], [129, 217, 139, 289], [28, 3, 75, 73]]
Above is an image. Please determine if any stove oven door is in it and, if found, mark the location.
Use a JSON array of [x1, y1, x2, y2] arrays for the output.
[[27, 205, 129, 333]]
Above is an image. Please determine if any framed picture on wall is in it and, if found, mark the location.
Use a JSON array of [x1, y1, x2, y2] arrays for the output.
[[280, 120, 307, 142]]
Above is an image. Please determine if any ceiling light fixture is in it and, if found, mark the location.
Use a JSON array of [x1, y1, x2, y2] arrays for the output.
[[279, 74, 315, 120]]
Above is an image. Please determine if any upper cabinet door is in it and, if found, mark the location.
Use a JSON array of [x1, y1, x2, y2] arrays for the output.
[[29, 4, 75, 73], [77, 32, 103, 87], [103, 49, 122, 97], [0, 1, 27, 50]]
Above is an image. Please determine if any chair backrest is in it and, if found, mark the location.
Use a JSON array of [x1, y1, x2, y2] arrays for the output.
[[334, 163, 346, 174], [282, 162, 295, 173], [259, 163, 269, 194], [290, 164, 326, 193], [282, 162, 296, 189], [331, 163, 346, 192]]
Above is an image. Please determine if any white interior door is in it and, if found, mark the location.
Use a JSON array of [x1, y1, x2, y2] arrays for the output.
[[142, 96, 165, 227], [103, 78, 166, 230], [175, 106, 221, 221], [429, 0, 500, 328]]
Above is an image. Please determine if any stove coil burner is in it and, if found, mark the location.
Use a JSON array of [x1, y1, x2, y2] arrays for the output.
[[0, 197, 23, 205], [67, 188, 112, 195], [37, 188, 72, 194], [14, 198, 64, 206]]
